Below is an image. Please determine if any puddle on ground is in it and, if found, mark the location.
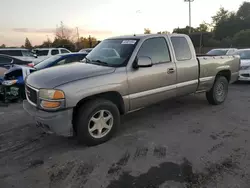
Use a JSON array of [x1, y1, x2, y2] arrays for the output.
[[106, 157, 236, 188]]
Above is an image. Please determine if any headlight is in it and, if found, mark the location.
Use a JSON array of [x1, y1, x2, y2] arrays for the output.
[[39, 89, 65, 100], [2, 80, 17, 86], [39, 89, 65, 110]]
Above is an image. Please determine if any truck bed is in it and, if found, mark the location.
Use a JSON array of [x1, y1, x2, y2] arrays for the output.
[[196, 55, 240, 92]]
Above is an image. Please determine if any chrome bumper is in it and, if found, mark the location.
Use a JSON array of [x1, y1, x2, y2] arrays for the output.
[[23, 100, 74, 137]]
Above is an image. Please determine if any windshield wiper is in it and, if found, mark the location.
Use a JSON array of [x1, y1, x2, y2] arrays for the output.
[[91, 59, 109, 66]]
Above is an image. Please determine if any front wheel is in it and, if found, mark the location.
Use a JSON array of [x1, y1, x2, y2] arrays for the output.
[[75, 99, 120, 146], [206, 76, 229, 105]]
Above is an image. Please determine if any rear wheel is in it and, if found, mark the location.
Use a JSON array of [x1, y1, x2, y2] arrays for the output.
[[75, 99, 120, 146], [206, 76, 228, 105]]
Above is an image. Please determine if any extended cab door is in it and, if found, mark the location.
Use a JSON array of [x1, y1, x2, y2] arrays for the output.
[[127, 37, 177, 110], [170, 36, 199, 96]]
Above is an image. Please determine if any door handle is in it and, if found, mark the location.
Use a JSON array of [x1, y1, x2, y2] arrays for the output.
[[167, 68, 175, 74]]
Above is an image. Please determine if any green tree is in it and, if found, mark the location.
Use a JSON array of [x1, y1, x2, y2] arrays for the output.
[[24, 38, 32, 49], [233, 29, 250, 47], [77, 36, 98, 50], [0, 44, 6, 48], [237, 1, 250, 20], [212, 7, 229, 25], [144, 28, 151, 34], [196, 22, 209, 32], [52, 38, 74, 51], [172, 26, 197, 34]]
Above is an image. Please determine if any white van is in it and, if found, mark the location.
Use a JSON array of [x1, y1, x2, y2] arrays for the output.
[[33, 48, 71, 64]]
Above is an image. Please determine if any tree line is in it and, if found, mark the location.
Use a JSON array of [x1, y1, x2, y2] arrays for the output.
[[1, 22, 100, 52], [144, 1, 250, 49]]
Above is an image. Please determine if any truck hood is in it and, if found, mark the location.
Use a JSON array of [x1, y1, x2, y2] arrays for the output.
[[26, 62, 116, 89]]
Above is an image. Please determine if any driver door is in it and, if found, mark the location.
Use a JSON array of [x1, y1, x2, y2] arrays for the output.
[[127, 37, 177, 110]]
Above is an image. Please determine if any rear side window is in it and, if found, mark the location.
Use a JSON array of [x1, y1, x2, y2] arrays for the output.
[[61, 49, 70, 54], [36, 50, 49, 56], [0, 50, 22, 56], [137, 37, 171, 64], [171, 37, 192, 61], [51, 49, 59, 55]]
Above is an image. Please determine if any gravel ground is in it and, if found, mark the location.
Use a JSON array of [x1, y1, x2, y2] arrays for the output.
[[0, 83, 250, 188]]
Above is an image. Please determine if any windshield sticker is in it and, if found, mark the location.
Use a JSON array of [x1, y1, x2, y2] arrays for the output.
[[121, 40, 137, 45]]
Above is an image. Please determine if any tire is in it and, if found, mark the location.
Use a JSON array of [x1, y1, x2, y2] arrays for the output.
[[206, 76, 228, 105], [75, 98, 120, 146]]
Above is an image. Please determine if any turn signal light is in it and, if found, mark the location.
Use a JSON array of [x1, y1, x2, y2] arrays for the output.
[[41, 101, 61, 108]]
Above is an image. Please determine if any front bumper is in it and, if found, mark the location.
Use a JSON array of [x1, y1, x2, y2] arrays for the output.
[[238, 70, 250, 81], [23, 100, 74, 137]]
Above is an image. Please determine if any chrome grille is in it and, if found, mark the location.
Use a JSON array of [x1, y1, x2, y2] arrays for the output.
[[26, 85, 37, 105]]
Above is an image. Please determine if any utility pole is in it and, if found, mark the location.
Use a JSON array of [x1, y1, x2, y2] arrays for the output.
[[184, 0, 194, 34]]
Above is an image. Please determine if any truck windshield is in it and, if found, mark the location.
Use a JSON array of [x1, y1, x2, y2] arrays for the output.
[[84, 39, 139, 67], [207, 49, 228, 56], [233, 50, 250, 60]]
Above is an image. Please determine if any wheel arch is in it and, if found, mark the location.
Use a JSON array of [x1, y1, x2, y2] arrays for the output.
[[72, 91, 125, 133], [216, 69, 231, 82]]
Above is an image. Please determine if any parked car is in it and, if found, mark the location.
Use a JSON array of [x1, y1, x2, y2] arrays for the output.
[[206, 48, 238, 56], [32, 48, 71, 65], [79, 48, 93, 53], [23, 34, 240, 146], [0, 54, 33, 77], [233, 49, 250, 81], [0, 52, 87, 102], [0, 48, 37, 62]]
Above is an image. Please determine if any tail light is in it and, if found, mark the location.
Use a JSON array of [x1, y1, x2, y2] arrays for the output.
[[28, 63, 34, 67]]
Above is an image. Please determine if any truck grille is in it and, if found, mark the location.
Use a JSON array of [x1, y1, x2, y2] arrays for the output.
[[26, 85, 37, 105]]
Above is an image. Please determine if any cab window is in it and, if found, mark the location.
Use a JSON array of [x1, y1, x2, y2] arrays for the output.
[[137, 37, 171, 64]]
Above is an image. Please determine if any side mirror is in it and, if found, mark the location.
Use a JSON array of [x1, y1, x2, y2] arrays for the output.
[[33, 54, 38, 58], [133, 56, 152, 69]]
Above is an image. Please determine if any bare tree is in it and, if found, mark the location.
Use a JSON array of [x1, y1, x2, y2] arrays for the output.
[[55, 21, 73, 40]]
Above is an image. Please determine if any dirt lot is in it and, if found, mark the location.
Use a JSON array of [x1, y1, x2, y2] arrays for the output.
[[0, 83, 250, 188]]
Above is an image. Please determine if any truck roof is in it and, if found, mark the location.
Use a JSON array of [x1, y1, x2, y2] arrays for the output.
[[107, 33, 188, 40]]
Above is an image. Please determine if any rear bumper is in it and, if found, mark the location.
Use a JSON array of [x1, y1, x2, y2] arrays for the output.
[[238, 70, 250, 81], [23, 100, 74, 137]]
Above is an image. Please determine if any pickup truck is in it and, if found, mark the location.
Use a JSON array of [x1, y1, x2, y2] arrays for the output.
[[23, 34, 240, 146]]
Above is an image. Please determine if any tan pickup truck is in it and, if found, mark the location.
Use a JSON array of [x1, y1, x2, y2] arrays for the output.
[[23, 34, 240, 145]]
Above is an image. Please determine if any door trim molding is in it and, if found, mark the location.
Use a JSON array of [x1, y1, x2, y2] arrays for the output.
[[129, 84, 176, 99]]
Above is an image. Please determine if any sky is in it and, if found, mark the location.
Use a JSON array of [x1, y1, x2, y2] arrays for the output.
[[0, 0, 245, 46]]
